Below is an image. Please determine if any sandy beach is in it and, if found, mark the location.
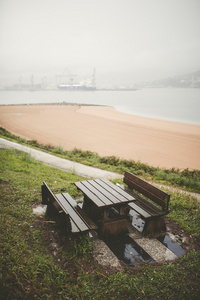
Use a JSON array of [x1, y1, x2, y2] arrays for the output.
[[0, 104, 200, 170]]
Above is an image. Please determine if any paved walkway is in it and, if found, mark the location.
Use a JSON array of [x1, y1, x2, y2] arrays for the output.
[[0, 137, 123, 180]]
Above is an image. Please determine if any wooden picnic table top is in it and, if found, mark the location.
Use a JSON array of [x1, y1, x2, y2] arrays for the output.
[[74, 178, 135, 208]]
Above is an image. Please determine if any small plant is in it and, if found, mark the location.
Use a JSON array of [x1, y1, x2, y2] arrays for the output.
[[69, 235, 93, 259], [21, 152, 36, 164], [53, 145, 64, 154], [27, 139, 40, 147]]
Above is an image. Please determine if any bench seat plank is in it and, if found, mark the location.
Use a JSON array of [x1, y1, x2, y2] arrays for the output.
[[128, 202, 151, 219], [69, 220, 81, 233], [76, 206, 98, 230], [61, 193, 98, 230], [55, 193, 89, 232], [62, 192, 78, 208]]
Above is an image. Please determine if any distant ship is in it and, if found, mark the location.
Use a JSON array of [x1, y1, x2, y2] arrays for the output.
[[57, 69, 96, 91], [57, 83, 96, 91]]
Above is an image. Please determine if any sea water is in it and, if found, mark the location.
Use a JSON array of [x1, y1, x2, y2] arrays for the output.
[[0, 88, 200, 125]]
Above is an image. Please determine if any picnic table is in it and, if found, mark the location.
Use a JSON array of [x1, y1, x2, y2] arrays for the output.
[[74, 178, 135, 235], [42, 172, 170, 236]]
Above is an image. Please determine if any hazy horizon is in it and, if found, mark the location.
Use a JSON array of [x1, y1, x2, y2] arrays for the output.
[[1, 0, 200, 85]]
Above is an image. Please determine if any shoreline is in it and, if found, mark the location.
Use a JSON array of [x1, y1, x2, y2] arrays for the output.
[[0, 104, 200, 170], [1, 102, 199, 126], [0, 102, 105, 106]]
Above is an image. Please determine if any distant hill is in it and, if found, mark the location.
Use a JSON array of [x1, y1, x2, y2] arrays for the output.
[[139, 70, 200, 88]]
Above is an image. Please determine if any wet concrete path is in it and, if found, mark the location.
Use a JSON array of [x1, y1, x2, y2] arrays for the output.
[[0, 137, 122, 180], [1, 137, 199, 200]]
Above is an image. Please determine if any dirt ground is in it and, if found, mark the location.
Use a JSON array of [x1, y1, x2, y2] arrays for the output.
[[33, 204, 200, 275]]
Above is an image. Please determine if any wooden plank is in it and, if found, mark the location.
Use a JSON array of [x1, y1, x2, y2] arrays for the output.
[[124, 186, 168, 217], [87, 180, 119, 205], [101, 178, 135, 201], [124, 176, 167, 210], [125, 171, 169, 199], [70, 219, 81, 233], [61, 193, 77, 208], [126, 189, 163, 216], [124, 175, 168, 210], [124, 172, 170, 210], [42, 181, 58, 205], [55, 194, 89, 232], [93, 179, 124, 203], [41, 184, 48, 204], [82, 181, 113, 205], [99, 178, 135, 202], [62, 193, 98, 230], [134, 199, 161, 216], [128, 202, 151, 219], [52, 200, 63, 213], [74, 181, 105, 207], [76, 206, 98, 230]]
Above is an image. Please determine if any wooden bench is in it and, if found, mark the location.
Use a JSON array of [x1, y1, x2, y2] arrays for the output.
[[123, 171, 170, 234], [41, 181, 97, 234]]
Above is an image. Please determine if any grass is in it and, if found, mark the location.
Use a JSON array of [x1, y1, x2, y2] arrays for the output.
[[169, 192, 200, 237], [0, 148, 200, 299], [1, 126, 200, 193]]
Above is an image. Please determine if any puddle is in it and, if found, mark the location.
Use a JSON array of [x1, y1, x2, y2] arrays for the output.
[[32, 204, 47, 216], [157, 235, 186, 257], [104, 234, 154, 267], [129, 210, 145, 232]]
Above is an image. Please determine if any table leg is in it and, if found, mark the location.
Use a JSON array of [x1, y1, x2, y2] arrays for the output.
[[100, 205, 129, 236], [119, 205, 126, 215], [82, 195, 101, 222], [103, 208, 109, 219]]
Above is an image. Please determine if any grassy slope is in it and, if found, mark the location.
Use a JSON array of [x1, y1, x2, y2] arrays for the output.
[[0, 148, 200, 299]]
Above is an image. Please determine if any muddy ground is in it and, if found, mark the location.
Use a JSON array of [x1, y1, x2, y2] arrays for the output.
[[33, 204, 200, 276]]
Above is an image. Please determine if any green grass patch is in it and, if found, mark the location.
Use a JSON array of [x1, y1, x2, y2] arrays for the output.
[[0, 148, 200, 299], [168, 192, 200, 238], [1, 126, 200, 193]]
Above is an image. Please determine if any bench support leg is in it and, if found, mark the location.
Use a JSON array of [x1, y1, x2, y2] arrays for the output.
[[46, 202, 72, 233], [143, 217, 166, 235]]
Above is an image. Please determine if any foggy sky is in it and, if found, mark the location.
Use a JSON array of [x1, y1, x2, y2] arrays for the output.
[[0, 0, 200, 84]]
